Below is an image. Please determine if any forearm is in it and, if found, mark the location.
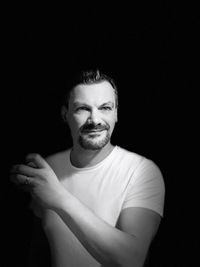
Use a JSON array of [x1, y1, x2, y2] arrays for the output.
[[28, 217, 51, 267], [53, 190, 146, 267]]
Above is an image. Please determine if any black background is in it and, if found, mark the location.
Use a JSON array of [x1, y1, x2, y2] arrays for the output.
[[4, 2, 199, 266]]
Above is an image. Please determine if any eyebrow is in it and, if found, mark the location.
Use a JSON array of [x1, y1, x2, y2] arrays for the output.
[[100, 102, 114, 108], [73, 101, 115, 108]]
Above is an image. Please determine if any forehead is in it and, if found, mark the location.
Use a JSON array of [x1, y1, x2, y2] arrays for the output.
[[70, 81, 116, 105]]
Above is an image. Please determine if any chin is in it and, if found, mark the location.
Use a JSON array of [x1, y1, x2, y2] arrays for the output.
[[79, 133, 110, 151]]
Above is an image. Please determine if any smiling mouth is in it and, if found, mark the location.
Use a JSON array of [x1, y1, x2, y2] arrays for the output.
[[83, 129, 106, 134]]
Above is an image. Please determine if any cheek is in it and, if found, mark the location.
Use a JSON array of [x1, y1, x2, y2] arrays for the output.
[[69, 115, 86, 132], [106, 115, 117, 130]]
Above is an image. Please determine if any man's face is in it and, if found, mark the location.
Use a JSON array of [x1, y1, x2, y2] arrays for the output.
[[65, 81, 118, 150]]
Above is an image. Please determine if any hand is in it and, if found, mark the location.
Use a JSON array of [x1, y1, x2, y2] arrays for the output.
[[10, 153, 66, 210]]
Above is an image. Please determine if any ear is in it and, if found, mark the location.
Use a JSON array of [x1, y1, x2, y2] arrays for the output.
[[61, 105, 68, 123], [115, 107, 118, 123]]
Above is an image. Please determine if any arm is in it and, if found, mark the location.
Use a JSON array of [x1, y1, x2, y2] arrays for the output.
[[11, 153, 162, 267], [54, 192, 161, 267], [28, 216, 51, 267]]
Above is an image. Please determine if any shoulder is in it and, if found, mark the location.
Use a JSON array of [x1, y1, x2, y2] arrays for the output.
[[45, 149, 71, 167], [133, 157, 165, 187], [44, 149, 71, 177], [121, 151, 165, 217], [116, 146, 163, 178], [114, 146, 144, 169], [127, 152, 165, 197]]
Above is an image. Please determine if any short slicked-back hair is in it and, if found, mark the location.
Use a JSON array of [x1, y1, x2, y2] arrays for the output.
[[63, 69, 118, 109]]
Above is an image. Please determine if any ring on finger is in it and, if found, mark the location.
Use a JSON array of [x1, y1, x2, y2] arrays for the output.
[[24, 177, 30, 185]]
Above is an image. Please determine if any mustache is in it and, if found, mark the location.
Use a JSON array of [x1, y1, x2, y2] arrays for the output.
[[80, 122, 110, 133]]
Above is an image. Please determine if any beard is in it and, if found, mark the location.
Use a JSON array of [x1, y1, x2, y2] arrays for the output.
[[78, 122, 111, 150], [79, 130, 111, 150]]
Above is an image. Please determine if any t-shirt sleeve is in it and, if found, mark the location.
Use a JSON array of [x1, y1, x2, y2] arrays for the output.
[[122, 158, 165, 217]]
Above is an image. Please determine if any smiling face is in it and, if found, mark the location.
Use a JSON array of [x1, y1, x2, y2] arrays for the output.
[[64, 81, 118, 151]]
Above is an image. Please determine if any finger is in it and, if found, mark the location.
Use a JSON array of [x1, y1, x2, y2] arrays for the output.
[[10, 173, 34, 186], [10, 173, 21, 185], [10, 174, 32, 193], [25, 153, 49, 169], [27, 162, 38, 168], [10, 164, 38, 177]]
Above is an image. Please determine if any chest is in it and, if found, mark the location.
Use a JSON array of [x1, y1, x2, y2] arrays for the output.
[[63, 172, 129, 225]]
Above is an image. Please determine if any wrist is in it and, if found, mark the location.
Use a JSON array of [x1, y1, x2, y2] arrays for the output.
[[52, 187, 72, 213]]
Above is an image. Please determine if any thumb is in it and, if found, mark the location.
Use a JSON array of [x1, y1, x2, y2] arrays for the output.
[[25, 153, 49, 169]]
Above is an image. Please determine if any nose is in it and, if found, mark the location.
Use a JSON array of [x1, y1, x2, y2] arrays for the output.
[[87, 108, 102, 125]]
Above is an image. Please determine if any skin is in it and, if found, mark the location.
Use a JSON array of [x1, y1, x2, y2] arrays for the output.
[[63, 81, 118, 167], [10, 81, 161, 267]]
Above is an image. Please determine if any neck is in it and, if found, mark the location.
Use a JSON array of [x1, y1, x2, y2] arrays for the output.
[[70, 142, 115, 168]]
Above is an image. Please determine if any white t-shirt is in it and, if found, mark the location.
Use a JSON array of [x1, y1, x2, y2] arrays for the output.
[[34, 146, 165, 267]]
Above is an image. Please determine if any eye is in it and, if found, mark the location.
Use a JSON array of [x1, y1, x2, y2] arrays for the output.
[[76, 107, 90, 112], [100, 106, 112, 111]]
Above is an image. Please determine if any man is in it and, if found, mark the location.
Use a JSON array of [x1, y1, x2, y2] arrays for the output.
[[10, 70, 165, 267]]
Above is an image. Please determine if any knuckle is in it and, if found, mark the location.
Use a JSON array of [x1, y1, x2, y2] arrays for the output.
[[26, 153, 40, 161], [34, 153, 41, 160], [34, 153, 40, 159], [16, 173, 22, 180]]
